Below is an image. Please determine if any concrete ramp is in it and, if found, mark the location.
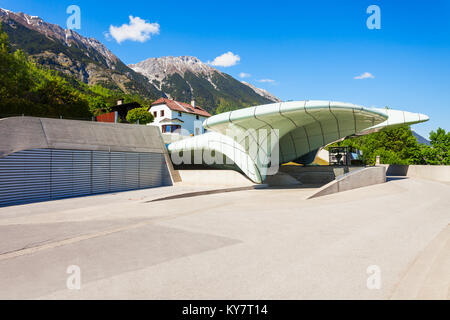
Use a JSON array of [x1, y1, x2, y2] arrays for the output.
[[279, 165, 363, 187], [308, 166, 386, 199]]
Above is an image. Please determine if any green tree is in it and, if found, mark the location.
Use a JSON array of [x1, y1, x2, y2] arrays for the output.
[[0, 23, 91, 118], [328, 126, 450, 165], [328, 126, 422, 165], [126, 107, 154, 125], [420, 128, 450, 165], [215, 98, 240, 114]]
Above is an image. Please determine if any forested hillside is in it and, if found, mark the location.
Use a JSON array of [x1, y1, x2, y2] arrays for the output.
[[0, 24, 152, 119], [0, 8, 161, 100]]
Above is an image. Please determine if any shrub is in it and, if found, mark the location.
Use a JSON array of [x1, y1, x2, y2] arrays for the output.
[[126, 107, 154, 125]]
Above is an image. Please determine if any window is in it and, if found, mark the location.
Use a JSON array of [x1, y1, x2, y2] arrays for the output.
[[162, 124, 181, 133], [160, 110, 164, 117], [162, 125, 171, 133], [178, 112, 182, 117], [196, 115, 199, 120], [153, 112, 157, 118]]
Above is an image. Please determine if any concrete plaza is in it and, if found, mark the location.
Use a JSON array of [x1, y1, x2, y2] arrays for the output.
[[0, 177, 448, 299]]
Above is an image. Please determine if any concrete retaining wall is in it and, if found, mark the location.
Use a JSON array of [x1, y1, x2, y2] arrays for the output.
[[0, 117, 176, 206], [0, 116, 180, 183], [382, 164, 450, 182], [308, 166, 386, 199], [279, 165, 363, 186]]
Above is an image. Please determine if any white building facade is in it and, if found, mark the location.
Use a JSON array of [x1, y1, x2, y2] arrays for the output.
[[148, 98, 211, 136]]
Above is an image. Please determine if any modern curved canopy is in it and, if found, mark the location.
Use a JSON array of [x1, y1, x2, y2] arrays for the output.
[[168, 100, 429, 183]]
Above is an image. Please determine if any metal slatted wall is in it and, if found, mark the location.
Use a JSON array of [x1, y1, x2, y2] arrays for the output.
[[0, 148, 171, 207]]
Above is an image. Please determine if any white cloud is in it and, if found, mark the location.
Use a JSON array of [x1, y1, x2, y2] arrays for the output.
[[239, 72, 251, 78], [257, 79, 275, 83], [108, 16, 159, 44], [354, 72, 375, 80], [209, 52, 240, 67]]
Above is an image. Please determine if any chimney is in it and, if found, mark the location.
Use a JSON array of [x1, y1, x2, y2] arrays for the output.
[[191, 100, 196, 108], [117, 99, 124, 105]]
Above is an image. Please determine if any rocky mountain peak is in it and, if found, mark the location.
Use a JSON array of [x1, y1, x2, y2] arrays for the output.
[[129, 56, 220, 83], [241, 81, 281, 103], [0, 8, 119, 66], [129, 56, 280, 103]]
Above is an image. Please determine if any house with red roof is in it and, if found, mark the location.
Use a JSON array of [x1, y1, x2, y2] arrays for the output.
[[148, 98, 211, 136]]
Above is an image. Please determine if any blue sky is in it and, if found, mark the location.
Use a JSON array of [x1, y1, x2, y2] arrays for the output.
[[2, 0, 449, 137]]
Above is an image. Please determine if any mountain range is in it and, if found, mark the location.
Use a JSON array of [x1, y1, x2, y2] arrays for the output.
[[0, 8, 160, 100], [129, 56, 280, 113], [412, 130, 431, 146], [0, 8, 280, 113]]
